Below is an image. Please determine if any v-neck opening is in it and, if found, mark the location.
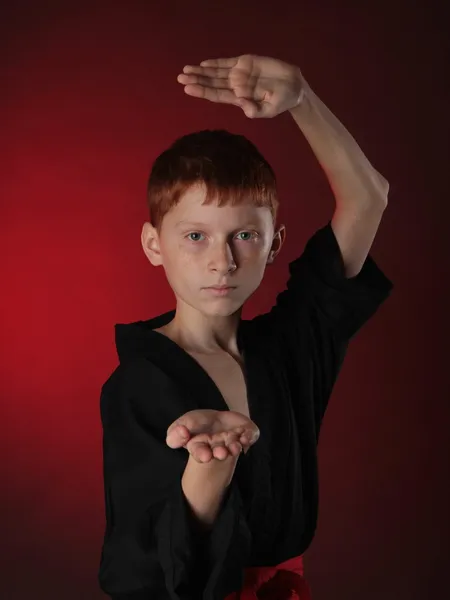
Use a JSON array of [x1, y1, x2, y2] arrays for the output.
[[148, 318, 253, 421]]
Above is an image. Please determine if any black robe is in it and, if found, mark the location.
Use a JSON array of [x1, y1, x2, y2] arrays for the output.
[[98, 221, 393, 600]]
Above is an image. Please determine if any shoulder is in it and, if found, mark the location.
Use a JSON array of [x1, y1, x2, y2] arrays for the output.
[[99, 357, 198, 435], [99, 358, 163, 420]]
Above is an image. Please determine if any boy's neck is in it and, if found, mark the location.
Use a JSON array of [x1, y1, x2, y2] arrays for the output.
[[158, 304, 242, 356]]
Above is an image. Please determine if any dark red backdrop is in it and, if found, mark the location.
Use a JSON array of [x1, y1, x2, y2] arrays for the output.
[[1, 1, 448, 598]]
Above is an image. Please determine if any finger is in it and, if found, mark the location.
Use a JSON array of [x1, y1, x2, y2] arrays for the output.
[[189, 440, 214, 463], [166, 423, 191, 448], [239, 426, 260, 448], [231, 426, 245, 436], [212, 444, 229, 461], [218, 427, 244, 456], [238, 97, 261, 119], [209, 432, 230, 461], [177, 73, 231, 90], [206, 432, 233, 461], [182, 85, 241, 106], [182, 65, 230, 78], [200, 57, 240, 68], [225, 431, 244, 457], [167, 418, 188, 437], [227, 439, 243, 457], [215, 432, 244, 459]]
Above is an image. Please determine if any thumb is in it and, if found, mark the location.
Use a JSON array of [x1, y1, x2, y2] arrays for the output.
[[166, 422, 191, 449], [238, 98, 260, 119]]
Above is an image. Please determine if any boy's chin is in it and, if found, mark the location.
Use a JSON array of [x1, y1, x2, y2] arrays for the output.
[[198, 299, 244, 317]]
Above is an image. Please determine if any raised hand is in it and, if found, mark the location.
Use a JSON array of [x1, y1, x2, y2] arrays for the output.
[[166, 409, 260, 463], [176, 53, 307, 119]]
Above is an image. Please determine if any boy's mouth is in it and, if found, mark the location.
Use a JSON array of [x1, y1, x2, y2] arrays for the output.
[[203, 285, 236, 295]]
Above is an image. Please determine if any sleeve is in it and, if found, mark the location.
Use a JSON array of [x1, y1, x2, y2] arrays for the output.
[[268, 220, 394, 427], [273, 220, 394, 340], [98, 364, 251, 600]]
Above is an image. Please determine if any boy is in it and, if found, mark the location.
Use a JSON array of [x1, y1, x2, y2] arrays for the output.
[[98, 54, 393, 599]]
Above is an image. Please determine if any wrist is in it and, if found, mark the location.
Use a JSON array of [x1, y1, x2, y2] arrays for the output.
[[182, 454, 239, 528], [186, 452, 239, 473], [289, 76, 314, 115]]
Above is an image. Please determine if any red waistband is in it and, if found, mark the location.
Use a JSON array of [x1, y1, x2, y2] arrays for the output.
[[224, 554, 312, 600]]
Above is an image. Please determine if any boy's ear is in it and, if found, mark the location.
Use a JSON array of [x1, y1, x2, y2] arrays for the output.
[[267, 224, 286, 265], [141, 222, 163, 266]]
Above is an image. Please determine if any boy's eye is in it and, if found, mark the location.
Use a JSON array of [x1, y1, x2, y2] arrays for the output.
[[186, 231, 257, 242], [187, 232, 205, 242], [236, 231, 254, 241]]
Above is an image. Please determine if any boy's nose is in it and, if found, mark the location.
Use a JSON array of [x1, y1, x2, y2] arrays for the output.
[[209, 243, 237, 273]]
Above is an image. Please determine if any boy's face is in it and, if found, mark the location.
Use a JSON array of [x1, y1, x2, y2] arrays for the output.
[[142, 185, 285, 317]]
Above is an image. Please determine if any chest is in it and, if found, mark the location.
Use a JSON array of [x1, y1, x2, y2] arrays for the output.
[[187, 350, 250, 418]]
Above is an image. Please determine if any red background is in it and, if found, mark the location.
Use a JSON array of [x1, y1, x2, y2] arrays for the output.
[[1, 1, 448, 598]]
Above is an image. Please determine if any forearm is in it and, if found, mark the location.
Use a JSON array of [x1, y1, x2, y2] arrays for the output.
[[181, 454, 238, 531], [289, 79, 388, 208]]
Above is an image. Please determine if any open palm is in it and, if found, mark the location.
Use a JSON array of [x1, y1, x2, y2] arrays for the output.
[[166, 408, 260, 463], [177, 53, 305, 118]]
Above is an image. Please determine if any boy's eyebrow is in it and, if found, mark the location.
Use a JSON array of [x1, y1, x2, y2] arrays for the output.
[[175, 220, 206, 227], [175, 220, 259, 229]]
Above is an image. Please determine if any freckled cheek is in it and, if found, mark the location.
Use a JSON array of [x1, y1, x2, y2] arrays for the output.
[[173, 244, 203, 276], [178, 243, 223, 269], [235, 244, 266, 267], [162, 244, 190, 274], [164, 250, 200, 295]]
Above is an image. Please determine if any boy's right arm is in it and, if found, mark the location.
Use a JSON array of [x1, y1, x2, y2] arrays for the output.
[[181, 454, 238, 531], [99, 368, 256, 599], [167, 408, 259, 531]]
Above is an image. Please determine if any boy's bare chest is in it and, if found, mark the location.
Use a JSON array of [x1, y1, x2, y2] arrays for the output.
[[188, 351, 250, 418]]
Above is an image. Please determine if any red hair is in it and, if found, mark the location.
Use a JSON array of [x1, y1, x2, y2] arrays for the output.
[[147, 129, 279, 231]]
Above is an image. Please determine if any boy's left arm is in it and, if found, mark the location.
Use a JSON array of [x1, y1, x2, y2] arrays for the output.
[[288, 78, 388, 278]]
